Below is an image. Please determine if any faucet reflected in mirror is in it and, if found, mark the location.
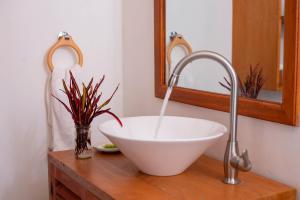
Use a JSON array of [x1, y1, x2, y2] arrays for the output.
[[168, 51, 252, 184]]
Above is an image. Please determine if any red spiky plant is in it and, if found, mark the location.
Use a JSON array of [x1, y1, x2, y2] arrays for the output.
[[219, 64, 265, 99], [52, 71, 122, 156]]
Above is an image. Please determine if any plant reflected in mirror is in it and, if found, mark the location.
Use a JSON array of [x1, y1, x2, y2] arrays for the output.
[[219, 64, 265, 99]]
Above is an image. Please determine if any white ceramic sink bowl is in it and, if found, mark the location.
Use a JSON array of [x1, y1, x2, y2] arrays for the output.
[[99, 116, 226, 176]]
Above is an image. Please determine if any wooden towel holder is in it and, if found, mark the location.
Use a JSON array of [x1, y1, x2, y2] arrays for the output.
[[166, 32, 193, 66], [47, 32, 83, 72]]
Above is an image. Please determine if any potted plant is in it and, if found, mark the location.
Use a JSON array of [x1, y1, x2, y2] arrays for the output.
[[53, 71, 122, 159]]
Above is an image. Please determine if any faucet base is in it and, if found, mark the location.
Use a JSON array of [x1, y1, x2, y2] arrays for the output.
[[223, 177, 241, 185]]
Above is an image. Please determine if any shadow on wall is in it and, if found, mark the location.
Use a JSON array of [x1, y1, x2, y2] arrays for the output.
[[0, 124, 49, 200]]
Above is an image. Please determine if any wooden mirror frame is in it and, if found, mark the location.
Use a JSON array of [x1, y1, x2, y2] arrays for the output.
[[154, 0, 300, 126]]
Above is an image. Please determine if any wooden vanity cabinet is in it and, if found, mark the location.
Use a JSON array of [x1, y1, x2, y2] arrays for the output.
[[48, 163, 101, 200], [48, 150, 296, 200]]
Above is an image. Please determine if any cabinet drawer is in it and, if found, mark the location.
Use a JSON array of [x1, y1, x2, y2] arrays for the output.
[[55, 168, 85, 198], [56, 183, 80, 200], [51, 167, 102, 200]]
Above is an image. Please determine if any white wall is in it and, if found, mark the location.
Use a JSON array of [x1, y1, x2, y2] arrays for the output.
[[0, 1, 123, 199], [123, 0, 300, 198]]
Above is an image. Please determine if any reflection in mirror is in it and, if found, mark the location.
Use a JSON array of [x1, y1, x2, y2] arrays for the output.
[[166, 0, 285, 103]]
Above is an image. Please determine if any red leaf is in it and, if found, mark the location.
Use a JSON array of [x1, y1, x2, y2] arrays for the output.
[[93, 109, 122, 127], [52, 94, 72, 114], [69, 71, 81, 97], [104, 110, 123, 127], [97, 84, 119, 110]]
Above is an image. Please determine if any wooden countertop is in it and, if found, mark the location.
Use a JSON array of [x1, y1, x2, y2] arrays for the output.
[[48, 150, 296, 200]]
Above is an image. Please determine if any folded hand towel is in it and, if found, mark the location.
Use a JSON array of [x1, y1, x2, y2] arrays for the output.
[[46, 64, 86, 151]]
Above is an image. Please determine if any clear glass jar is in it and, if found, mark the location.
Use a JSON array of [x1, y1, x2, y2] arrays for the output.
[[74, 125, 92, 159]]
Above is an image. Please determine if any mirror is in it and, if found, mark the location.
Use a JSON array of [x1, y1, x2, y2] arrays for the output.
[[166, 0, 285, 103], [154, 0, 300, 125]]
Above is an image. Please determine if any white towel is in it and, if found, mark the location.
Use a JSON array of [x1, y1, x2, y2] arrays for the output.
[[46, 64, 87, 151]]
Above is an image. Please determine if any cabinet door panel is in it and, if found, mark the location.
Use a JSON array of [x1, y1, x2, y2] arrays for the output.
[[233, 0, 282, 90]]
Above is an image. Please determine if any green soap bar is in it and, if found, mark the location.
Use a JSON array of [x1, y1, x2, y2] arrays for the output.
[[103, 144, 117, 149]]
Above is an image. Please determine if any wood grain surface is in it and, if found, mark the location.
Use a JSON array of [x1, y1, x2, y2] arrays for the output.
[[48, 150, 296, 200], [232, 0, 282, 90]]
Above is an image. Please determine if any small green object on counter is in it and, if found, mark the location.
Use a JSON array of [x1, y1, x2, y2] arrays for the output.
[[95, 143, 119, 153], [103, 144, 117, 149]]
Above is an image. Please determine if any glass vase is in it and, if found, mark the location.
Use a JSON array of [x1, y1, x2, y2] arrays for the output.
[[75, 125, 92, 159]]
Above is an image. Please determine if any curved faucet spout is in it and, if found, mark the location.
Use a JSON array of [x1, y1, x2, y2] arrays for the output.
[[168, 51, 238, 142], [167, 50, 251, 184]]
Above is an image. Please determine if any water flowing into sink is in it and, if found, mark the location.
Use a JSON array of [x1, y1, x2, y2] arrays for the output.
[[154, 86, 173, 139]]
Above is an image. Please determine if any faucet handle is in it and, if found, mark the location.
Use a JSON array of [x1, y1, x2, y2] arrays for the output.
[[240, 150, 252, 171], [230, 149, 252, 172]]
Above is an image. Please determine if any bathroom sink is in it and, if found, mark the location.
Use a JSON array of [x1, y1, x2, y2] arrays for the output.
[[98, 116, 226, 176]]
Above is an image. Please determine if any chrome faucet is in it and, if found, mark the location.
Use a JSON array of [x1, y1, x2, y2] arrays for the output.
[[168, 51, 252, 184]]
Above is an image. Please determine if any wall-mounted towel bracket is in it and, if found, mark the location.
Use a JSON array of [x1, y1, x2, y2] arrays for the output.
[[166, 32, 193, 66], [165, 32, 193, 79], [57, 31, 71, 40], [47, 31, 83, 72]]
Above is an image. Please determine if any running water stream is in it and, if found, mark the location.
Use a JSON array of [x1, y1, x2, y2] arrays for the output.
[[154, 86, 173, 139]]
